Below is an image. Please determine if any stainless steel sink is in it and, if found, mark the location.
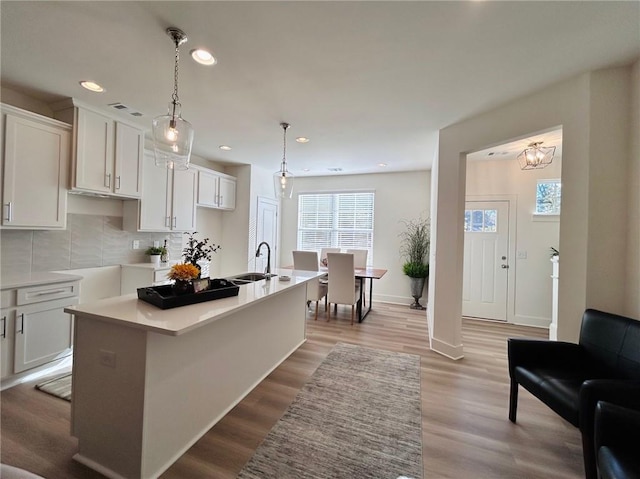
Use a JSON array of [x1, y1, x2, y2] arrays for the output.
[[228, 272, 267, 283]]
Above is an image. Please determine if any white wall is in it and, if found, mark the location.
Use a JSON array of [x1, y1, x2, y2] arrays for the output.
[[626, 59, 640, 317], [279, 170, 431, 304], [466, 156, 561, 327], [430, 63, 636, 360]]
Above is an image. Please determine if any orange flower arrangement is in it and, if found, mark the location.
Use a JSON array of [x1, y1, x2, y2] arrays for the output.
[[167, 263, 200, 281]]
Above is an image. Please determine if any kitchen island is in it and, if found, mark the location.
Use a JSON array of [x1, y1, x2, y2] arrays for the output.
[[65, 269, 322, 479]]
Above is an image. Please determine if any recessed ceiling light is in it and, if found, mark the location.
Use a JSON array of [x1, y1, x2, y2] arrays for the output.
[[219, 145, 232, 151], [79, 81, 104, 93], [190, 49, 216, 66], [303, 168, 310, 172], [296, 137, 310, 143], [378, 163, 387, 167]]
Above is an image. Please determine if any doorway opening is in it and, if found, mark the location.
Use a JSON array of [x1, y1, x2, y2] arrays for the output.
[[463, 128, 562, 327]]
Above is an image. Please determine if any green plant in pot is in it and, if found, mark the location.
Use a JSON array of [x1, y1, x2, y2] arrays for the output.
[[399, 216, 430, 310], [145, 246, 167, 266]]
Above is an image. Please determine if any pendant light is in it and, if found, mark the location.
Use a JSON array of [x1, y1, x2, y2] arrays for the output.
[[152, 27, 194, 170], [273, 122, 294, 199], [517, 141, 555, 170]]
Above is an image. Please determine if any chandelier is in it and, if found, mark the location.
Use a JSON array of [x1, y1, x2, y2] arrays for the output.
[[517, 141, 555, 170], [152, 27, 194, 170], [273, 122, 294, 199]]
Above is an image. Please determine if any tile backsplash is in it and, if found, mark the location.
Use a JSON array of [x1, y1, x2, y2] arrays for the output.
[[0, 214, 183, 275]]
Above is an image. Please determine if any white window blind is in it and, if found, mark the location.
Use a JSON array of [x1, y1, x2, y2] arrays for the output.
[[297, 192, 375, 265]]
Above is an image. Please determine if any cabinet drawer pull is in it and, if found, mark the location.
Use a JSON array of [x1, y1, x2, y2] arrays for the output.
[[5, 202, 12, 222], [16, 314, 24, 335], [1, 316, 6, 338], [105, 173, 111, 188], [32, 288, 68, 296]]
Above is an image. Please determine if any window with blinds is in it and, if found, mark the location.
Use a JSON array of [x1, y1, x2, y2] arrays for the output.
[[297, 191, 375, 265]]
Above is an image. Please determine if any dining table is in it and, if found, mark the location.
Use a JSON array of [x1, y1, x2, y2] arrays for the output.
[[285, 264, 387, 322]]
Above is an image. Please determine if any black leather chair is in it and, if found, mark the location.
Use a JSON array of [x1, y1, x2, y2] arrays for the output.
[[508, 309, 640, 479], [594, 401, 640, 479]]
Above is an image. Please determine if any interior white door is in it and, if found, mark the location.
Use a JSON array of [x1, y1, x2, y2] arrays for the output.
[[256, 197, 278, 273], [462, 200, 510, 321]]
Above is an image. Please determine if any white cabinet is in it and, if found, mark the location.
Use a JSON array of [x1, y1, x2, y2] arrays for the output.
[[53, 99, 143, 198], [196, 167, 236, 211], [124, 151, 196, 232], [120, 263, 173, 295], [1, 104, 70, 229], [0, 278, 79, 379], [0, 306, 16, 379]]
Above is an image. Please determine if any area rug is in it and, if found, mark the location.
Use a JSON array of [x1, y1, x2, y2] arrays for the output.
[[237, 342, 423, 479], [35, 373, 71, 401]]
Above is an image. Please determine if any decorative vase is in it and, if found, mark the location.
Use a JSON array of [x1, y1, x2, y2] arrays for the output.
[[172, 279, 192, 296], [409, 277, 426, 310]]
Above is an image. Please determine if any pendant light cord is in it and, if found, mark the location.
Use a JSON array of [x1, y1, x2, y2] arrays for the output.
[[281, 122, 290, 172]]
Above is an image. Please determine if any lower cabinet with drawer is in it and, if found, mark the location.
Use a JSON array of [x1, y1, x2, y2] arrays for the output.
[[120, 263, 173, 295], [1, 277, 79, 380]]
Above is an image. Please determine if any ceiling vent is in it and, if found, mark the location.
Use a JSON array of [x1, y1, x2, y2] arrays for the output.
[[108, 102, 143, 117]]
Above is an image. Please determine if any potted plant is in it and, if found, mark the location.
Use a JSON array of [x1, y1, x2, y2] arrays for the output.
[[182, 232, 221, 277], [167, 263, 200, 295], [399, 216, 430, 310], [145, 246, 166, 267]]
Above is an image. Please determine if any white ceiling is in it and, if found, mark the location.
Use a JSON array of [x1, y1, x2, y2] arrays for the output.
[[1, 1, 638, 176]]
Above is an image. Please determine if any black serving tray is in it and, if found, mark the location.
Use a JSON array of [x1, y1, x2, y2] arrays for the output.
[[137, 278, 240, 310]]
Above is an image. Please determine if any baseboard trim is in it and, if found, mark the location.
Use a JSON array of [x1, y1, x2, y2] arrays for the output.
[[430, 336, 464, 360]]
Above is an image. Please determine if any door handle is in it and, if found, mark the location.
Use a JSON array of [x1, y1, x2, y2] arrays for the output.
[[5, 202, 12, 222], [115, 175, 121, 190], [105, 173, 111, 188], [16, 313, 24, 334], [501, 264, 509, 269], [1, 316, 6, 338]]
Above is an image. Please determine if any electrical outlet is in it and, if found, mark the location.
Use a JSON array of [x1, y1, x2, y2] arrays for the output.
[[517, 251, 527, 259], [132, 240, 140, 249], [99, 349, 116, 368], [153, 240, 160, 247]]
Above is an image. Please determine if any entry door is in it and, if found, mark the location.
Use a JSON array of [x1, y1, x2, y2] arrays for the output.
[[462, 200, 510, 321], [256, 197, 278, 273]]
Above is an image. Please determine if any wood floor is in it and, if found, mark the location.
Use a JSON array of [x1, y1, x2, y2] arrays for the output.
[[1, 302, 584, 478]]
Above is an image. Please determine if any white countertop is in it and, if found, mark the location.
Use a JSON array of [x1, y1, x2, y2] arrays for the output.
[[121, 262, 177, 270], [65, 269, 323, 336], [1, 271, 83, 290]]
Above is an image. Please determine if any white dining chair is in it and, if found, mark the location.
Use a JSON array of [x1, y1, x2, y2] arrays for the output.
[[320, 247, 340, 266], [326, 252, 361, 325], [346, 248, 368, 306], [346, 249, 368, 268], [293, 250, 327, 320]]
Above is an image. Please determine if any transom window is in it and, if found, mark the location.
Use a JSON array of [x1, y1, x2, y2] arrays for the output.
[[536, 179, 561, 215], [464, 209, 497, 232], [297, 191, 375, 264]]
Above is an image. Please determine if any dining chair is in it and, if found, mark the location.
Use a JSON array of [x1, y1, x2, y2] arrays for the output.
[[320, 247, 340, 266], [292, 250, 328, 320], [346, 248, 368, 306], [326, 252, 361, 325], [346, 249, 368, 268]]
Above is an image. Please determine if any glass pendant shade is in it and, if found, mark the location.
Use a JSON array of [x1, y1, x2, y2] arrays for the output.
[[273, 122, 294, 199], [152, 103, 194, 170], [274, 163, 294, 199], [517, 142, 555, 170]]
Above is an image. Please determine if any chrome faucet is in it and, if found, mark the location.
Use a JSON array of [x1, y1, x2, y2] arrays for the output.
[[255, 242, 273, 280]]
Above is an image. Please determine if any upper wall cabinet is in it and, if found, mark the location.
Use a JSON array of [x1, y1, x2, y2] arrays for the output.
[[52, 99, 143, 198], [194, 166, 236, 211], [123, 151, 196, 232], [1, 103, 70, 229]]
